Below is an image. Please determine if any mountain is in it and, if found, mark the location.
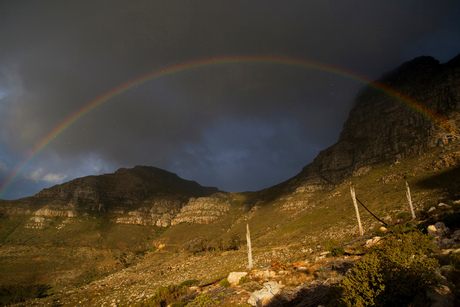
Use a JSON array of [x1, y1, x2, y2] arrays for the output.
[[2, 55, 459, 223], [269, 55, 459, 196], [0, 165, 220, 227], [0, 54, 459, 306]]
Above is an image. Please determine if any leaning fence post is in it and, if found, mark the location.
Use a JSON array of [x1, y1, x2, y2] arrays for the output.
[[246, 223, 253, 270], [350, 185, 363, 236], [406, 181, 416, 220]]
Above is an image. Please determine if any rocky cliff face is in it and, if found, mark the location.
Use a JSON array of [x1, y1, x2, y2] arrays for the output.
[[116, 198, 184, 227], [171, 194, 232, 225], [34, 166, 219, 210], [0, 166, 221, 227], [288, 55, 460, 192]]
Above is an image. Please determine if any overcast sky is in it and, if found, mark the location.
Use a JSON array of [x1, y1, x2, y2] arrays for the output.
[[1, 1, 459, 199]]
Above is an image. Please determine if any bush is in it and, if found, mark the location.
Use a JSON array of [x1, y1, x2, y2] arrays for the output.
[[183, 237, 209, 254], [219, 278, 230, 288], [404, 173, 414, 179], [135, 284, 186, 307], [392, 221, 417, 234], [238, 277, 249, 285], [326, 231, 439, 306], [396, 212, 411, 220], [179, 279, 200, 288], [227, 233, 243, 251], [329, 246, 345, 257], [0, 284, 50, 305], [188, 293, 220, 307]]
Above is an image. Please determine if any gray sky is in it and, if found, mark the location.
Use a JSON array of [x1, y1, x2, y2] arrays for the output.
[[1, 1, 459, 199]]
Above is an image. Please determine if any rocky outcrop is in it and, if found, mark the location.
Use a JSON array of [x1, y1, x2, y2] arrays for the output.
[[35, 166, 219, 209], [288, 55, 460, 191], [1, 167, 232, 227], [0, 166, 220, 222], [171, 194, 231, 225], [116, 199, 183, 227], [34, 204, 77, 218], [0, 203, 32, 215], [248, 281, 283, 306]]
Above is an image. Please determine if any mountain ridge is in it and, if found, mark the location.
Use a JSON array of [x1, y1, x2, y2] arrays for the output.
[[0, 54, 459, 306], [280, 54, 459, 193], [1, 53, 459, 225]]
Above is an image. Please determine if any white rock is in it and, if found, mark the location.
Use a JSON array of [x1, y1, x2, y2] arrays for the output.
[[249, 270, 276, 280], [428, 207, 436, 212], [365, 236, 382, 248], [438, 203, 451, 208], [227, 272, 247, 285], [248, 281, 281, 306], [428, 225, 438, 237], [428, 222, 450, 237]]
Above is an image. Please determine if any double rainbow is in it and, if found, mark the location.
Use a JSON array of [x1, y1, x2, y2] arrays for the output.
[[0, 55, 455, 198]]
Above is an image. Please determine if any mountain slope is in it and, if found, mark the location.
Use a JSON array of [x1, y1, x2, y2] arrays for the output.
[[0, 54, 459, 306], [265, 55, 459, 198]]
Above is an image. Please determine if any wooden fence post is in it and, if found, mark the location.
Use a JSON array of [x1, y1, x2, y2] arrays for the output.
[[406, 181, 416, 220], [246, 223, 253, 270], [350, 185, 363, 236]]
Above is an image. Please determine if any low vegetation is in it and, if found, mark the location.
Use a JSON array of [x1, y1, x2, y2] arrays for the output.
[[326, 231, 440, 306], [0, 284, 50, 305]]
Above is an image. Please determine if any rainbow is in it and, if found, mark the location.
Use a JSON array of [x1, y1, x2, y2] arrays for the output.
[[0, 55, 455, 198]]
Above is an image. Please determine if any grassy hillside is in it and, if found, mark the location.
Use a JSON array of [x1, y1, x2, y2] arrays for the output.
[[0, 140, 459, 305]]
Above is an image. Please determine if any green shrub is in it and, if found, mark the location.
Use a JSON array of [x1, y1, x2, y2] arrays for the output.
[[238, 276, 249, 285], [329, 246, 345, 257], [179, 279, 200, 288], [392, 221, 417, 234], [326, 231, 439, 306], [188, 293, 220, 307], [396, 212, 411, 220], [219, 278, 230, 288], [136, 284, 186, 307]]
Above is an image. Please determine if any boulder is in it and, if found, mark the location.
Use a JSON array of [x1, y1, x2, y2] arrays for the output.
[[427, 285, 455, 307], [248, 270, 277, 280], [365, 236, 383, 248], [227, 272, 247, 285], [451, 230, 460, 242], [428, 225, 437, 237], [248, 281, 282, 306], [428, 222, 450, 237], [438, 203, 452, 208]]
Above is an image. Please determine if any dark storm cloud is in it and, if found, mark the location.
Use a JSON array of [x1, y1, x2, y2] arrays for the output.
[[0, 0, 459, 199]]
